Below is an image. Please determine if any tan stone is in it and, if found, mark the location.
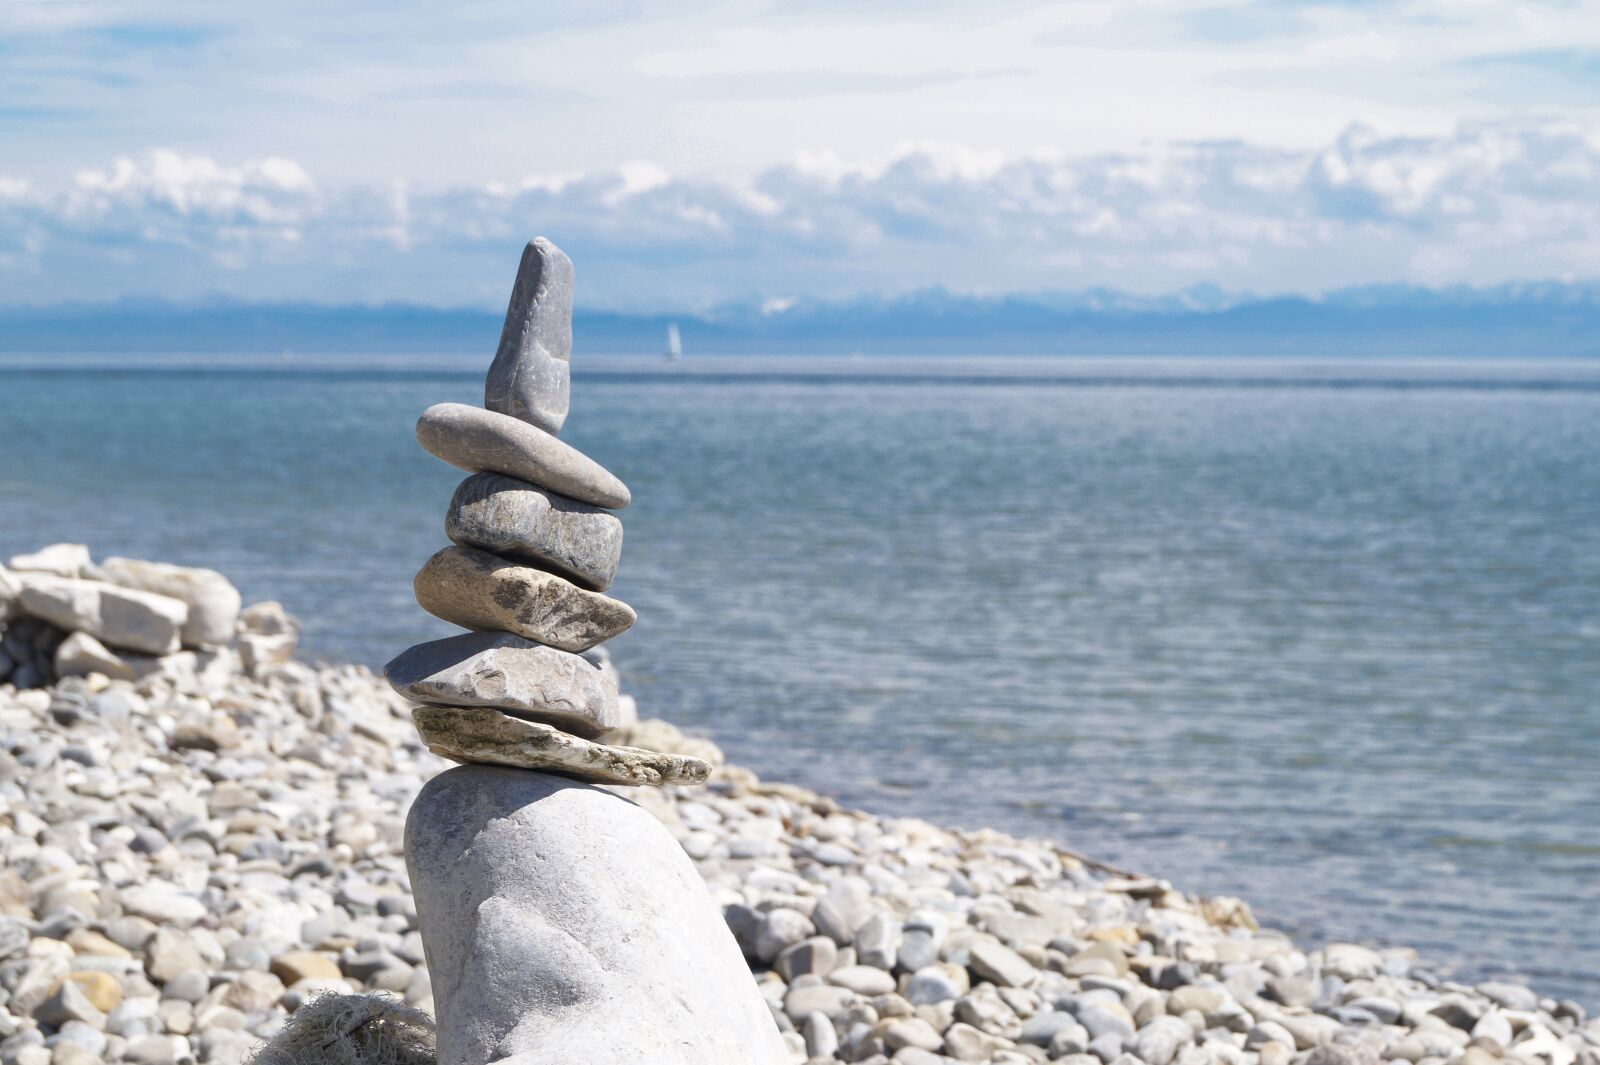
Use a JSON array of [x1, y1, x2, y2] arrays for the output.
[[63, 970, 122, 1012], [269, 950, 342, 986], [413, 705, 710, 787], [412, 546, 634, 654]]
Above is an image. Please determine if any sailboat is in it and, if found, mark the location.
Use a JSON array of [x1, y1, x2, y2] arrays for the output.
[[664, 323, 682, 362]]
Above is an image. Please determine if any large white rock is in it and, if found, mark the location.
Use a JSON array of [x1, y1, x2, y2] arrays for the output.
[[406, 766, 788, 1065], [16, 575, 187, 655], [0, 564, 19, 623], [53, 631, 136, 681], [8, 543, 91, 577], [98, 557, 242, 647]]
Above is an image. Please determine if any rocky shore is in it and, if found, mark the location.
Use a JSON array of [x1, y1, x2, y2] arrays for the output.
[[1, 551, 1596, 1065]]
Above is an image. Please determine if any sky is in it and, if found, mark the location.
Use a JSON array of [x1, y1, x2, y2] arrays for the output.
[[2, 0, 1599, 311]]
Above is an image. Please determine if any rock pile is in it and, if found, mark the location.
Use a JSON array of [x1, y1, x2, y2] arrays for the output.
[[0, 544, 284, 692], [382, 236, 711, 790]]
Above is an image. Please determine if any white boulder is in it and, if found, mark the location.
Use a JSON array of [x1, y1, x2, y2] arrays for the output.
[[98, 557, 242, 647], [17, 575, 187, 655], [406, 765, 788, 1065], [8, 543, 92, 577]]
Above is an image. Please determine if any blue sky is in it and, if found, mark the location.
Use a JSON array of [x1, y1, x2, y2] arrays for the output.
[[2, 0, 1598, 311]]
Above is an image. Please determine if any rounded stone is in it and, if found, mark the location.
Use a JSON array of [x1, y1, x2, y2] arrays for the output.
[[446, 472, 623, 591], [404, 765, 788, 1065]]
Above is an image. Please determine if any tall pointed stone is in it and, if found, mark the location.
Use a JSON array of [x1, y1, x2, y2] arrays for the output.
[[485, 238, 573, 436]]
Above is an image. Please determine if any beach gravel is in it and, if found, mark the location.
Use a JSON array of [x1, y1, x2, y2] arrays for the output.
[[0, 578, 1595, 1063]]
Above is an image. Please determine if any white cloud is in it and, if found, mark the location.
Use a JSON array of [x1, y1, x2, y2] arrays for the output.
[[2, 119, 1598, 309]]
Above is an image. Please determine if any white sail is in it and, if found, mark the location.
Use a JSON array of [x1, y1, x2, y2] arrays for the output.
[[665, 323, 682, 360]]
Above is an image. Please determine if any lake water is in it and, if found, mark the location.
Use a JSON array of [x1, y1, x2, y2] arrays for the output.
[[2, 356, 1597, 1004]]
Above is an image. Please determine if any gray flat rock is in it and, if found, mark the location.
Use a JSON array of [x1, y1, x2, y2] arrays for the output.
[[412, 705, 709, 786], [98, 557, 242, 647], [446, 472, 623, 591], [385, 631, 621, 737], [485, 238, 573, 436], [416, 403, 629, 510], [412, 546, 634, 653], [16, 574, 187, 655], [406, 766, 785, 1065]]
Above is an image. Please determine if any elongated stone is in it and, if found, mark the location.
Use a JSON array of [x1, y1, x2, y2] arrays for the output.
[[412, 546, 634, 653], [406, 766, 786, 1065], [16, 575, 187, 655], [416, 403, 629, 510], [445, 472, 622, 591], [384, 631, 621, 737], [412, 706, 710, 786], [485, 238, 573, 436]]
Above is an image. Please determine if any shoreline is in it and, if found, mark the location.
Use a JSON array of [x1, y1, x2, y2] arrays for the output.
[[0, 596, 1594, 1064]]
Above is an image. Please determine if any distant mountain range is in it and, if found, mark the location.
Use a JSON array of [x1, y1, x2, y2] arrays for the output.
[[3, 282, 1598, 357]]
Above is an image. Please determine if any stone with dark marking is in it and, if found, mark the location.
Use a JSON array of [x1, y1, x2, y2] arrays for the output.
[[412, 546, 634, 653], [412, 706, 710, 787]]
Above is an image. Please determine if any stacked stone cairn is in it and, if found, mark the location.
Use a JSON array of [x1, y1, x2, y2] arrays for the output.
[[382, 237, 711, 789]]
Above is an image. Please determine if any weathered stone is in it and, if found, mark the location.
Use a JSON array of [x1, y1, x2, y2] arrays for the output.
[[119, 886, 206, 927], [446, 473, 623, 591], [970, 937, 1039, 988], [405, 764, 788, 1065], [53, 632, 135, 681], [485, 237, 573, 436], [235, 600, 298, 675], [269, 951, 342, 986], [63, 971, 122, 1013], [98, 558, 241, 647], [416, 402, 630, 509], [412, 546, 634, 653], [0, 563, 20, 622], [9, 543, 91, 577], [17, 575, 186, 655], [413, 705, 710, 786], [34, 978, 106, 1029], [385, 631, 621, 737]]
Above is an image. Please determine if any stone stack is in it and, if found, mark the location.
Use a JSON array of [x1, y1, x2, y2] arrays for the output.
[[383, 237, 710, 789]]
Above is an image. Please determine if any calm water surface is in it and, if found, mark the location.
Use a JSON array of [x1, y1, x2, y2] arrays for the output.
[[1, 357, 1597, 1003]]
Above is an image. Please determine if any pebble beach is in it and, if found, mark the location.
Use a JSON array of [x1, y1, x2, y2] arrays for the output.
[[1, 550, 1596, 1065]]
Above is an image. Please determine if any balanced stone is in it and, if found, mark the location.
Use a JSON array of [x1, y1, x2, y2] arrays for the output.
[[98, 557, 242, 647], [412, 546, 634, 653], [406, 766, 785, 1064], [446, 472, 623, 591], [384, 631, 621, 737], [416, 402, 630, 510], [16, 575, 187, 655], [485, 238, 573, 436], [413, 706, 709, 786]]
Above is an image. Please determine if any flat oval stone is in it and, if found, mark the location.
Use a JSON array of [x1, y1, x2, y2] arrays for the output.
[[385, 631, 621, 737], [412, 546, 634, 653], [445, 473, 622, 592], [412, 706, 710, 787], [416, 403, 630, 510]]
